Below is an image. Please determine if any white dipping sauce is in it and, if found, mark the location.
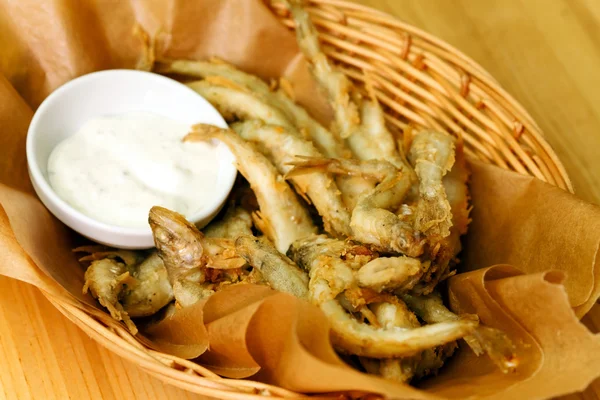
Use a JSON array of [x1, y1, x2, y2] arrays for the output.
[[48, 112, 220, 229]]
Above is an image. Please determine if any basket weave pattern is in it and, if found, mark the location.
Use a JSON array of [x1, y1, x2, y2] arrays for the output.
[[42, 0, 573, 397]]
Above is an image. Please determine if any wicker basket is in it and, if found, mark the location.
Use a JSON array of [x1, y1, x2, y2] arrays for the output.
[[40, 0, 574, 398]]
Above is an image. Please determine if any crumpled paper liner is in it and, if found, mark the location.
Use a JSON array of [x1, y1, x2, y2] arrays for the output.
[[464, 161, 600, 317], [0, 0, 599, 398]]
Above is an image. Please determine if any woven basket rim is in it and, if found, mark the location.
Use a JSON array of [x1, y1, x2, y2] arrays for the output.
[[298, 0, 573, 192], [38, 0, 574, 398]]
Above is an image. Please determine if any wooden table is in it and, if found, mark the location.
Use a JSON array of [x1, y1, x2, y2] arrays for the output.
[[1, 0, 599, 399]]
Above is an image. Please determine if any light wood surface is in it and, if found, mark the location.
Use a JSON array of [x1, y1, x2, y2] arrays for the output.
[[1, 1, 599, 399]]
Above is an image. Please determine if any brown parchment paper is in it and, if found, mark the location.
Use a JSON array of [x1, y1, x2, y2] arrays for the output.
[[1, 0, 600, 398], [464, 161, 600, 317]]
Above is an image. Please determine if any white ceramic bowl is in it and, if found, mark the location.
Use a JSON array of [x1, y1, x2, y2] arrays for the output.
[[27, 69, 237, 249]]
